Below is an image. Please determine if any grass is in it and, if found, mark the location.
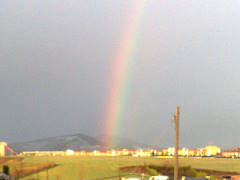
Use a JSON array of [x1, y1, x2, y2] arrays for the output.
[[178, 157, 240, 172], [1, 156, 240, 180], [20, 156, 142, 180]]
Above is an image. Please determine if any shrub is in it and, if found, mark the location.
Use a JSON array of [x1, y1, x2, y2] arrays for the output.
[[148, 165, 162, 171], [3, 165, 9, 175], [190, 169, 197, 176], [179, 165, 192, 172], [196, 172, 207, 177], [146, 167, 159, 176]]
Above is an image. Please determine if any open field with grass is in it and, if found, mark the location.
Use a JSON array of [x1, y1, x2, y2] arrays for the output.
[[1, 156, 240, 180]]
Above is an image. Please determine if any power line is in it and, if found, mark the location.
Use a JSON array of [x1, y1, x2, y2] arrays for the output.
[[151, 116, 175, 150]]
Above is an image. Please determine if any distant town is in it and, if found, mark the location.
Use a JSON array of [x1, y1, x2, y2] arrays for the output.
[[1, 142, 239, 158]]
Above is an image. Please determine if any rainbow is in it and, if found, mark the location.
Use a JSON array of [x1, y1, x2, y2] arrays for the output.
[[102, 1, 147, 147]]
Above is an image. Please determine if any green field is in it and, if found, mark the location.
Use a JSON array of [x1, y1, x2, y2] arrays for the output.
[[1, 156, 240, 180]]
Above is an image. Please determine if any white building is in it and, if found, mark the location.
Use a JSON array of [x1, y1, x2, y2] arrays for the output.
[[0, 142, 8, 156]]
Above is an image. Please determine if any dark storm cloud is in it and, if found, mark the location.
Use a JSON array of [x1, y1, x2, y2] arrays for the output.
[[0, 0, 240, 149]]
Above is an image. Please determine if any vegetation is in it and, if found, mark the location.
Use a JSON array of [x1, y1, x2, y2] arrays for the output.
[[0, 157, 24, 165], [146, 167, 158, 176], [195, 171, 207, 177], [10, 162, 56, 179], [0, 156, 239, 180], [148, 164, 196, 177], [3, 165, 9, 175]]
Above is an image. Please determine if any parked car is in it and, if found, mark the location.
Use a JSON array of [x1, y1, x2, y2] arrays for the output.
[[149, 175, 169, 180]]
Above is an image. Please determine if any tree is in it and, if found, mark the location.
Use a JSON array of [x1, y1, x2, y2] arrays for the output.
[[3, 165, 9, 175], [151, 151, 155, 156]]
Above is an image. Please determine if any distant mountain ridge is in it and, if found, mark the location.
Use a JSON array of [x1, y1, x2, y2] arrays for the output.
[[9, 134, 105, 153], [9, 134, 151, 153], [96, 135, 151, 150]]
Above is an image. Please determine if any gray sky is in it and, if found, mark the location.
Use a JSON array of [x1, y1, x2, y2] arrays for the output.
[[1, 0, 240, 149]]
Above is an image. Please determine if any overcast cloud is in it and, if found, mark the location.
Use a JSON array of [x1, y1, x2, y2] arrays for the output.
[[0, 0, 240, 149]]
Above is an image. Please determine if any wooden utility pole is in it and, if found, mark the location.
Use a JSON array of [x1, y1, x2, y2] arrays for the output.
[[174, 106, 180, 180]]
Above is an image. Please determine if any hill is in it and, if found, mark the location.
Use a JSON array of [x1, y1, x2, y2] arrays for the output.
[[9, 134, 105, 153], [9, 134, 151, 153], [96, 135, 151, 150]]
